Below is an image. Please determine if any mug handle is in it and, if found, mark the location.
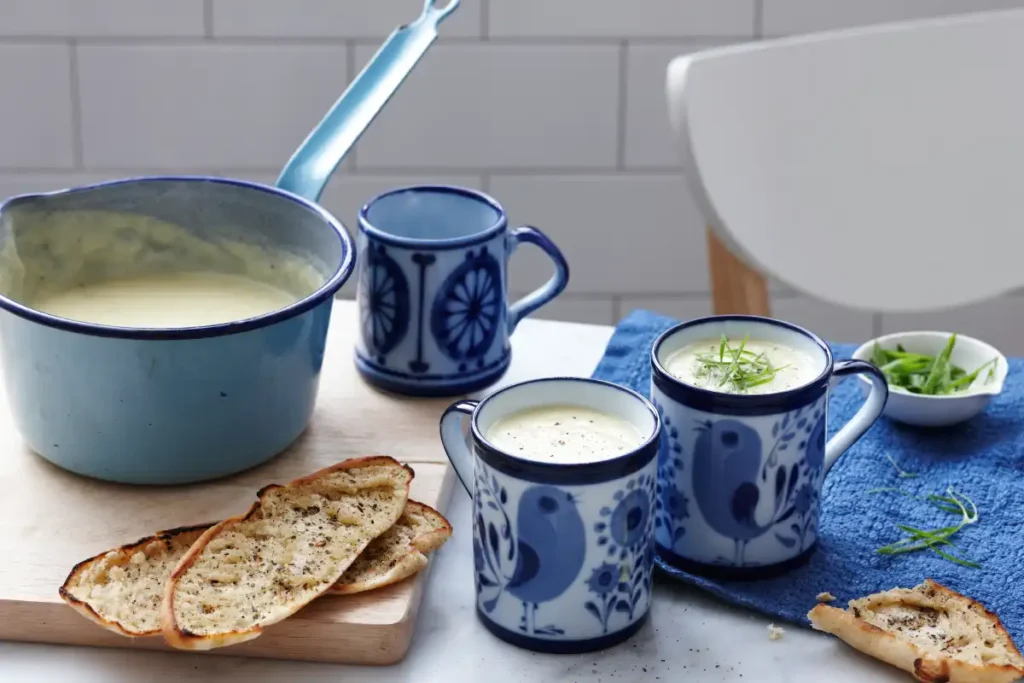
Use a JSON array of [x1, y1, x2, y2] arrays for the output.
[[506, 226, 570, 333], [823, 360, 889, 473], [439, 400, 479, 494]]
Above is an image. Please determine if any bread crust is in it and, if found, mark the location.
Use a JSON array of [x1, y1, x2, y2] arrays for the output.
[[327, 500, 452, 595], [58, 523, 213, 637], [161, 456, 414, 650], [808, 579, 1024, 683]]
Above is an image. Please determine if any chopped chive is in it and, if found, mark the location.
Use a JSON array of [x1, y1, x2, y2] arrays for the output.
[[886, 455, 918, 479], [867, 334, 996, 396], [694, 335, 787, 394], [872, 486, 980, 568]]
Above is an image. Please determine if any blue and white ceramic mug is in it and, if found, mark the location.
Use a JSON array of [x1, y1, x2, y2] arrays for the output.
[[439, 378, 661, 653], [650, 316, 888, 579], [354, 186, 569, 396]]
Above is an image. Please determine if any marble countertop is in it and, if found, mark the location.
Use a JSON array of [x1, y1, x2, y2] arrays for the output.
[[0, 315, 904, 683]]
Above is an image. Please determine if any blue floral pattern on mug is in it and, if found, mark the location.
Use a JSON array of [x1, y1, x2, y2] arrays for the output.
[[652, 399, 690, 550], [430, 246, 503, 370], [585, 472, 656, 633], [473, 467, 516, 617], [358, 243, 410, 364], [763, 405, 825, 553]]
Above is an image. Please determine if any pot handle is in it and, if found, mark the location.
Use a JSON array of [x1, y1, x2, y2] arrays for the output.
[[276, 0, 461, 200], [439, 399, 478, 495]]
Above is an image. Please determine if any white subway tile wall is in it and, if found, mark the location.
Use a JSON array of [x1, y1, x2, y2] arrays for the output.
[[492, 174, 708, 294], [77, 45, 352, 169], [212, 0, 482, 39], [0, 0, 204, 37], [762, 0, 1024, 35], [625, 41, 732, 168], [352, 44, 621, 169], [2, 0, 1023, 350], [488, 0, 757, 38], [0, 45, 75, 168]]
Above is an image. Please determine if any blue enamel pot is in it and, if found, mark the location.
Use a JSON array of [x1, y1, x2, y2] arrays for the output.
[[0, 1, 460, 484], [0, 177, 354, 484]]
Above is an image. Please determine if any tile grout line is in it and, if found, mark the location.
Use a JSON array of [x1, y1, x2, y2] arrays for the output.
[[0, 35, 761, 47], [294, 166, 683, 176], [509, 291, 713, 301], [342, 166, 682, 176], [872, 313, 883, 338], [616, 41, 628, 171], [67, 39, 84, 170], [480, 0, 490, 40], [754, 0, 765, 39], [0, 166, 688, 176], [203, 0, 214, 39]]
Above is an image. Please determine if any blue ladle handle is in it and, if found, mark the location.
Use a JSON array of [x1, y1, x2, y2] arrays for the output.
[[276, 0, 460, 201]]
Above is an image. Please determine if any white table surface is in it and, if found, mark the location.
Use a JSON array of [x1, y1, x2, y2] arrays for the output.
[[0, 314, 903, 683]]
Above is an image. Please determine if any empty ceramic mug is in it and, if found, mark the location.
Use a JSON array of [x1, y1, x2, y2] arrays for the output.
[[354, 186, 568, 396], [439, 378, 661, 653], [649, 316, 888, 579]]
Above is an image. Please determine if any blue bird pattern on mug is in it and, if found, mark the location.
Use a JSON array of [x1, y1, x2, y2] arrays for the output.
[[656, 398, 825, 566], [473, 465, 655, 638], [474, 469, 586, 637]]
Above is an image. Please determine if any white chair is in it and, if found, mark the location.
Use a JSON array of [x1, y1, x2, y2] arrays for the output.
[[666, 8, 1024, 315]]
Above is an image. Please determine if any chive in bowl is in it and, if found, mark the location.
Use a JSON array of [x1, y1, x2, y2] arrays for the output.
[[851, 331, 1007, 427]]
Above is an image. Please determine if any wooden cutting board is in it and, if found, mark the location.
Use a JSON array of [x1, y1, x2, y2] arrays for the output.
[[0, 300, 458, 664]]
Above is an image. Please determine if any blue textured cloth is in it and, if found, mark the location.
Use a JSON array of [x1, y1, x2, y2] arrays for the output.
[[593, 310, 1024, 641]]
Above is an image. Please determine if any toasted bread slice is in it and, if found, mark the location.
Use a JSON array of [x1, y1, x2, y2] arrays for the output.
[[59, 524, 211, 637], [327, 500, 452, 595], [161, 456, 413, 650], [808, 579, 1024, 683], [58, 498, 445, 637]]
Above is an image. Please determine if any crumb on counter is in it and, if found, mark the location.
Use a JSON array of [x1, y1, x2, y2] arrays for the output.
[[768, 623, 785, 641], [816, 592, 836, 603]]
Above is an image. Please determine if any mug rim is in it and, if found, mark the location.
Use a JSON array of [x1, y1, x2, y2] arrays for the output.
[[468, 376, 661, 486], [651, 315, 834, 414], [0, 175, 355, 341], [358, 184, 508, 250]]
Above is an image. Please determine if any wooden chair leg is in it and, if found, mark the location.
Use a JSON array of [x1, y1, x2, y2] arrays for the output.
[[706, 227, 770, 316]]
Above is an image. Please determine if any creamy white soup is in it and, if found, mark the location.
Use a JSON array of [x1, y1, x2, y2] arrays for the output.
[[485, 404, 645, 465], [31, 272, 296, 328], [664, 338, 819, 395]]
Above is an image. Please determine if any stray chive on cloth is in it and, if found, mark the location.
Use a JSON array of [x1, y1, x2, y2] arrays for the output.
[[592, 309, 1024, 643]]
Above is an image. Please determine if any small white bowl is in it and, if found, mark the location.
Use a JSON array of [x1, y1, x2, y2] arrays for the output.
[[851, 331, 1008, 427]]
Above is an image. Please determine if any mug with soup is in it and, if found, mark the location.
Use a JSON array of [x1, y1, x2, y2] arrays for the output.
[[439, 377, 661, 653], [650, 316, 888, 578]]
